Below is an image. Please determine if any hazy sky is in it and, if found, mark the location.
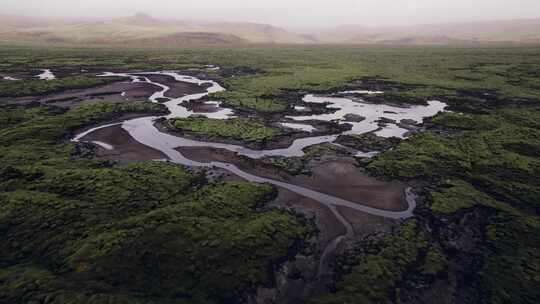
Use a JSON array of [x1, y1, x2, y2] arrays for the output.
[[2, 0, 540, 27]]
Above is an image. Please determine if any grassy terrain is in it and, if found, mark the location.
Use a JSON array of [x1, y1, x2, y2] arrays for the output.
[[167, 117, 282, 143], [336, 133, 401, 152], [0, 45, 539, 303], [2, 46, 539, 111], [368, 109, 540, 213], [310, 107, 540, 303], [321, 104, 540, 303], [0, 76, 123, 98], [0, 102, 310, 303], [311, 220, 447, 304]]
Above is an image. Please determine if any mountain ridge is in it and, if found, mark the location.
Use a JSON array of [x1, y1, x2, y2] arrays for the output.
[[1, 14, 539, 45]]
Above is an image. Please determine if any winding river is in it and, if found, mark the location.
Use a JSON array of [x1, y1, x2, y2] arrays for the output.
[[74, 70, 429, 218], [73, 70, 445, 278]]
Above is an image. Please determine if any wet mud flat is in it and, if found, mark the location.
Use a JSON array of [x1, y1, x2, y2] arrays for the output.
[[74, 120, 403, 252], [0, 71, 211, 108], [79, 124, 167, 162], [172, 145, 401, 300], [67, 69, 441, 302], [0, 80, 160, 107], [176, 146, 408, 211]]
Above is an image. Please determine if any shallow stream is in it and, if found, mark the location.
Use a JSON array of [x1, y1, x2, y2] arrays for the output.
[[73, 70, 446, 278], [74, 70, 448, 218]]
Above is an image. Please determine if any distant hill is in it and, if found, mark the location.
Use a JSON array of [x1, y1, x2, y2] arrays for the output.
[[309, 19, 540, 44], [0, 14, 539, 46], [0, 13, 313, 46]]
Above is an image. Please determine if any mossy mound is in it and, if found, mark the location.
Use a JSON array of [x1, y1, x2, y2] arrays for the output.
[[0, 103, 310, 304]]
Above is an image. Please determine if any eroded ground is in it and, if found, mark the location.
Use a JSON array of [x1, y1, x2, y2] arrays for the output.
[[13, 65, 419, 299], [1, 46, 539, 304], [63, 69, 412, 294]]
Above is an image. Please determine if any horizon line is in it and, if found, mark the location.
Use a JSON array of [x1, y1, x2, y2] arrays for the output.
[[2, 12, 540, 30]]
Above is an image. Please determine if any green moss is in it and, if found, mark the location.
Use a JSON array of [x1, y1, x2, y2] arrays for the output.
[[431, 111, 499, 131], [0, 102, 167, 146], [366, 132, 471, 180], [368, 108, 540, 211], [213, 92, 288, 113], [303, 143, 350, 159], [167, 117, 281, 143], [421, 247, 448, 275], [336, 133, 401, 152], [1, 45, 540, 303], [3, 45, 540, 113], [430, 181, 478, 213], [0, 103, 310, 304], [366, 108, 540, 303], [483, 215, 540, 304], [429, 180, 517, 215], [0, 75, 123, 97], [311, 220, 430, 304]]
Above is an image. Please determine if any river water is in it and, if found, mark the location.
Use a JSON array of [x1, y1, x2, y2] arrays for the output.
[[289, 94, 447, 138], [37, 69, 56, 80], [72, 70, 447, 280], [74, 70, 448, 219]]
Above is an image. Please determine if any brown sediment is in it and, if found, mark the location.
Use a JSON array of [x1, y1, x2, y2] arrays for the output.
[[176, 146, 295, 179], [80, 124, 166, 162], [1, 81, 161, 108], [0, 72, 210, 108], [293, 160, 407, 211], [176, 146, 407, 211], [335, 206, 396, 237], [272, 188, 347, 253]]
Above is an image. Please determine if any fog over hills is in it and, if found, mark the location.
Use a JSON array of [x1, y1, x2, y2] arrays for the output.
[[312, 19, 540, 44], [1, 13, 539, 46]]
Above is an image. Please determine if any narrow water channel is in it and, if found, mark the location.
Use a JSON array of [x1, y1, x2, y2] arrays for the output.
[[73, 70, 444, 279], [74, 70, 431, 217]]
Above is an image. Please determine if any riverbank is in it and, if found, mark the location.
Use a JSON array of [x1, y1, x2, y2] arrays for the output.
[[176, 146, 407, 211], [3, 45, 538, 304]]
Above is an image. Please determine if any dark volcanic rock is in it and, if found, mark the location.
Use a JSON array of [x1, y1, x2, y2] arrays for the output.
[[336, 133, 402, 152], [343, 114, 366, 122], [155, 97, 170, 103], [377, 117, 397, 124], [377, 117, 397, 127], [400, 119, 418, 126], [398, 119, 422, 132]]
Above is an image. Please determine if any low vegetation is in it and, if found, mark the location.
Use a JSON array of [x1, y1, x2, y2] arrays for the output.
[[356, 108, 540, 302], [0, 102, 310, 303], [0, 45, 539, 303], [312, 221, 446, 304], [3, 46, 539, 112], [0, 76, 123, 98], [336, 133, 401, 152], [167, 117, 282, 143]]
